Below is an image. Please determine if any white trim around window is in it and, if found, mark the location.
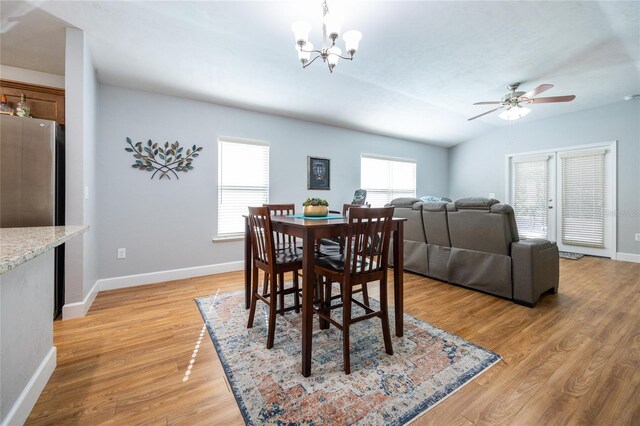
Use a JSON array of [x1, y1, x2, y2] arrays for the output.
[[216, 137, 270, 239]]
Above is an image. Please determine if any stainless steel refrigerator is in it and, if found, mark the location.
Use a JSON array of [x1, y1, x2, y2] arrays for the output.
[[0, 115, 65, 318]]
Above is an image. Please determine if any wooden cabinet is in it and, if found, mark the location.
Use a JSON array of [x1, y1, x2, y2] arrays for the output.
[[0, 79, 65, 124]]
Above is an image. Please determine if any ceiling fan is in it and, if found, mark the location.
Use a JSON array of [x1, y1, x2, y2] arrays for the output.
[[468, 82, 576, 121]]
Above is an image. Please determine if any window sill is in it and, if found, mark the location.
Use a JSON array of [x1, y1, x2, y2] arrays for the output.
[[212, 236, 244, 243]]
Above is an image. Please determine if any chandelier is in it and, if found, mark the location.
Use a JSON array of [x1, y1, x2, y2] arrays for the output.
[[291, 1, 362, 73]]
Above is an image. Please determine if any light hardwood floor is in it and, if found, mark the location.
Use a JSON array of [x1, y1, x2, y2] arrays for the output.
[[27, 257, 639, 425]]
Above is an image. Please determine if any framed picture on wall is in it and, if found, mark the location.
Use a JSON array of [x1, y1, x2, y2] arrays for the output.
[[307, 156, 330, 190]]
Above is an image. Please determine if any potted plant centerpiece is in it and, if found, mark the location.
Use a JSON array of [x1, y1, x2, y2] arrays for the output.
[[303, 198, 329, 217]]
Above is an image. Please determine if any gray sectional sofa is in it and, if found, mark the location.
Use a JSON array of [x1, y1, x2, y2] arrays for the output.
[[388, 197, 559, 307]]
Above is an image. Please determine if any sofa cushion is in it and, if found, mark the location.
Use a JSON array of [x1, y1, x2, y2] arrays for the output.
[[387, 197, 422, 208], [453, 197, 500, 210], [447, 207, 516, 256], [422, 201, 451, 247]]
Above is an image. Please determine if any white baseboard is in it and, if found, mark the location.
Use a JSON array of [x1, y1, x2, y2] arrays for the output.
[[62, 279, 99, 320], [1, 347, 56, 426], [97, 261, 244, 292], [616, 252, 640, 264]]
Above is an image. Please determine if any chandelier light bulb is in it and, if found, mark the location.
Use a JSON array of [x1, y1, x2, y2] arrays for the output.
[[327, 46, 341, 66], [291, 20, 311, 45], [323, 12, 342, 39], [297, 42, 313, 64], [342, 30, 362, 55]]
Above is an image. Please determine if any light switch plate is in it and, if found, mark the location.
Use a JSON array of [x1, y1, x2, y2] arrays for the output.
[[635, 233, 640, 242], [117, 248, 126, 259]]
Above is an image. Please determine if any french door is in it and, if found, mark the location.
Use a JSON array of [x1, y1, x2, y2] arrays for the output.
[[508, 142, 616, 258]]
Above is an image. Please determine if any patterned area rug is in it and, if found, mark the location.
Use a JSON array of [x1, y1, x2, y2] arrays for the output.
[[196, 290, 500, 425]]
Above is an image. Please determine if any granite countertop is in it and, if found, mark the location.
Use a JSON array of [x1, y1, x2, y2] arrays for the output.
[[0, 226, 89, 274]]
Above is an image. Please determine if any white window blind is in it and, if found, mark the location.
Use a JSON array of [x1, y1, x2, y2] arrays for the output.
[[361, 155, 416, 207], [512, 155, 549, 239], [560, 149, 606, 248], [217, 139, 269, 238]]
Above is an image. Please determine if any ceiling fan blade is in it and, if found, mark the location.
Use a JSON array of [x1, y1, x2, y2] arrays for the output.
[[467, 106, 503, 121], [522, 83, 554, 99], [473, 101, 501, 105], [529, 95, 576, 103]]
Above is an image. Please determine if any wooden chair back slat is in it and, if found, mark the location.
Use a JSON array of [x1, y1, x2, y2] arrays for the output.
[[344, 207, 394, 277], [264, 203, 297, 249], [248, 206, 275, 268]]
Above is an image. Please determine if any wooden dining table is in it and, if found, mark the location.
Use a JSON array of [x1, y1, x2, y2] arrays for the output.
[[243, 215, 406, 377]]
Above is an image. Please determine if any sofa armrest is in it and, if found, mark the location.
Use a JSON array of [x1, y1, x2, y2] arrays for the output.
[[511, 239, 559, 307]]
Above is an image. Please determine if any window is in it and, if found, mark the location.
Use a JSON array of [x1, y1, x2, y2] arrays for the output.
[[560, 149, 606, 248], [217, 138, 269, 238], [512, 155, 550, 239], [361, 155, 416, 207]]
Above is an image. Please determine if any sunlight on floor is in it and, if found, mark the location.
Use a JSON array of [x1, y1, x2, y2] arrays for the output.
[[183, 288, 220, 382]]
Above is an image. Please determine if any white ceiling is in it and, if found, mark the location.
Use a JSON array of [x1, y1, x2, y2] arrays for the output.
[[2, 1, 639, 146]]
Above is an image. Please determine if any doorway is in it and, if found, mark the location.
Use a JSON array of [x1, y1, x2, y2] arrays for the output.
[[507, 142, 616, 258]]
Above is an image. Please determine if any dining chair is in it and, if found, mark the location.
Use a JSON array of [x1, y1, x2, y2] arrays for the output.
[[263, 203, 301, 315], [319, 203, 371, 303], [314, 206, 395, 374], [247, 206, 302, 349]]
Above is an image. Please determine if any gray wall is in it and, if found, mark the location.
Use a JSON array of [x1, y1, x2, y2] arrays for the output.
[[82, 37, 99, 299], [97, 84, 449, 279], [448, 100, 640, 255], [1, 252, 54, 422], [64, 27, 99, 307]]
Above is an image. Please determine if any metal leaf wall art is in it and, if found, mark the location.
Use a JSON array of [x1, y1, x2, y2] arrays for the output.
[[125, 137, 203, 180]]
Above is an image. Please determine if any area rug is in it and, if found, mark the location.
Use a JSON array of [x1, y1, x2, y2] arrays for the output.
[[559, 251, 585, 260], [195, 290, 500, 425]]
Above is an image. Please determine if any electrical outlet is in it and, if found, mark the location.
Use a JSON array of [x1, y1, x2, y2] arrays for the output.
[[489, 193, 496, 199], [635, 233, 640, 242], [117, 248, 126, 259]]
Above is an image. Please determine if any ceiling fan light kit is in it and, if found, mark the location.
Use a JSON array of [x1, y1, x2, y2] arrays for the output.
[[468, 82, 576, 121], [499, 105, 531, 121], [291, 1, 362, 73]]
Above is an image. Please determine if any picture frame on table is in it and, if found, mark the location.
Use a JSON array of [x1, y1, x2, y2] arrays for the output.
[[307, 156, 330, 190]]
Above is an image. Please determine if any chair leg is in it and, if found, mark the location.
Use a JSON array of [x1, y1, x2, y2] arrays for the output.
[[262, 272, 269, 296], [266, 273, 277, 349], [293, 270, 300, 313], [278, 273, 285, 316], [361, 282, 370, 306], [324, 277, 332, 310], [343, 281, 352, 375], [247, 266, 260, 328], [379, 276, 393, 355], [320, 276, 332, 330]]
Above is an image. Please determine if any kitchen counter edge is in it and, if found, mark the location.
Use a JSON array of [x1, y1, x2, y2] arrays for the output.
[[0, 225, 89, 275]]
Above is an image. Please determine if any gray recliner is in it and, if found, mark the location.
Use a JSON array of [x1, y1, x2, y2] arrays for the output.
[[388, 197, 559, 307]]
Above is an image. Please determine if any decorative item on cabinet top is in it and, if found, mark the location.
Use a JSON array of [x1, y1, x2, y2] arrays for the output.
[[125, 137, 203, 180]]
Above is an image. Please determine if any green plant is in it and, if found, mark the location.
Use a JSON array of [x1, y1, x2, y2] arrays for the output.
[[125, 137, 203, 180], [303, 198, 329, 207]]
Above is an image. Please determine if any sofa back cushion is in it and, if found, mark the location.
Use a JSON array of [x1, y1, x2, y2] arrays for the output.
[[390, 203, 426, 243], [386, 197, 422, 208], [446, 200, 519, 256], [422, 201, 451, 247]]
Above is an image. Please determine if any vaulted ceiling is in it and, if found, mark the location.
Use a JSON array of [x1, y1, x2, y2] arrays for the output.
[[2, 1, 639, 146]]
